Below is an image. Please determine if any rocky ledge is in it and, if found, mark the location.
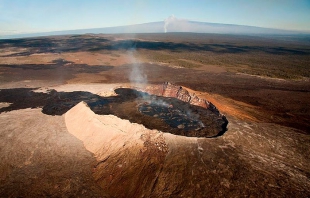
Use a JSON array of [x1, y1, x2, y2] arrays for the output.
[[146, 82, 221, 114]]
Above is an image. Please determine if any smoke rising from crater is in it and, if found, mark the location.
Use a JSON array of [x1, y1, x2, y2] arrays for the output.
[[128, 49, 147, 86], [125, 37, 204, 129]]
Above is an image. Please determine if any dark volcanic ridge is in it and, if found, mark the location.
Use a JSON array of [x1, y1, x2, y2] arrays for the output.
[[0, 82, 228, 137]]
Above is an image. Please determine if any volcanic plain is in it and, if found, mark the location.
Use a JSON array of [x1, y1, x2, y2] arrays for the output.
[[0, 33, 309, 197]]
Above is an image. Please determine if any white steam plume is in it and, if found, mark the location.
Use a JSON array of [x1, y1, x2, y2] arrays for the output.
[[164, 15, 176, 33], [128, 49, 147, 87]]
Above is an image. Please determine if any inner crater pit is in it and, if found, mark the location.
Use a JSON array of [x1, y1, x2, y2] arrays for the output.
[[91, 82, 228, 138]]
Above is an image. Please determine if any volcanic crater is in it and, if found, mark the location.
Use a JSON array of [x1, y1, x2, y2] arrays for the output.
[[132, 82, 228, 137]]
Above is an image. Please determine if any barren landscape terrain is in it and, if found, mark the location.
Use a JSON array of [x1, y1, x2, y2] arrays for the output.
[[0, 33, 309, 197]]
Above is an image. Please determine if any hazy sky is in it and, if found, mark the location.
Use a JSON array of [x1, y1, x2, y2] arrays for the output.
[[0, 0, 309, 35]]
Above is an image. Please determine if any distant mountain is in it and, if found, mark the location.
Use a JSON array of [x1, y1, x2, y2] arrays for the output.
[[1, 19, 308, 39]]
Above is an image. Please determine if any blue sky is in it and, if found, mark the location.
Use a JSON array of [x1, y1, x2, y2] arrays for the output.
[[0, 0, 309, 35]]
